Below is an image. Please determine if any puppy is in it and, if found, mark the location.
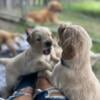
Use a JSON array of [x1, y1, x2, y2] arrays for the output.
[[24, 1, 62, 24], [0, 26, 53, 98], [0, 30, 21, 56], [49, 25, 100, 100]]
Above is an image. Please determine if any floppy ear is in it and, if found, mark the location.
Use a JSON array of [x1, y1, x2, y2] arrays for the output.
[[58, 24, 67, 46], [62, 44, 76, 60], [58, 24, 66, 38], [25, 27, 33, 44]]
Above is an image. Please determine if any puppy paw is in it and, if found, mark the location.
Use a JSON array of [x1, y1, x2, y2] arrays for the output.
[[37, 60, 52, 71], [45, 70, 52, 78]]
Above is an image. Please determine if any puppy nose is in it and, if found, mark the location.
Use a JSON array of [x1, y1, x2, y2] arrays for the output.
[[45, 41, 52, 47]]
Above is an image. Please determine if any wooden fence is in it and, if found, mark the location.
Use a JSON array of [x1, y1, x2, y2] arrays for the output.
[[0, 0, 51, 21]]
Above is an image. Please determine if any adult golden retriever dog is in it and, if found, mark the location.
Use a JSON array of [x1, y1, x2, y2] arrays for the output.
[[25, 1, 62, 24], [49, 24, 100, 100], [0, 26, 53, 98], [0, 30, 21, 56]]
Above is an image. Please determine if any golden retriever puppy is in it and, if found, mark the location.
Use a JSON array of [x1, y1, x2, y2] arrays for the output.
[[49, 24, 100, 100], [0, 26, 53, 98], [25, 1, 62, 24], [0, 30, 21, 56]]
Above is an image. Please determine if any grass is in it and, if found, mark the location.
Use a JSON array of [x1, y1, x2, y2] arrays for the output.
[[62, 1, 100, 16]]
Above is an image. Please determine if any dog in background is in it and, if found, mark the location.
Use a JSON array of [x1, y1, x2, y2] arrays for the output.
[[49, 24, 100, 100], [0, 30, 22, 56], [24, 1, 62, 24], [0, 26, 54, 98]]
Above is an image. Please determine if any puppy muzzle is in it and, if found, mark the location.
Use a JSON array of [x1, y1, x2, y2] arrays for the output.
[[43, 41, 52, 55]]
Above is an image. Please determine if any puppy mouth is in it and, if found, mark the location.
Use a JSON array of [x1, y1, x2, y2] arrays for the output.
[[43, 48, 51, 55]]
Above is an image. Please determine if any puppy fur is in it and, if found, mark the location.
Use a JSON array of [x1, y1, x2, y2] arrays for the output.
[[0, 26, 53, 98], [25, 1, 62, 24], [50, 24, 100, 100]]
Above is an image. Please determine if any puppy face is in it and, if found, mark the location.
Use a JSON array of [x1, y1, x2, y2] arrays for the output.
[[26, 26, 53, 55], [58, 25, 92, 60], [48, 1, 62, 13]]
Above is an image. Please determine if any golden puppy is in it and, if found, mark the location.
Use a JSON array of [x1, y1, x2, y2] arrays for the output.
[[0, 30, 21, 56], [49, 25, 100, 100], [25, 1, 62, 24], [0, 26, 53, 98]]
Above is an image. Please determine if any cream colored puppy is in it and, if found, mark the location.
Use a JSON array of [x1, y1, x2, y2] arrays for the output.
[[0, 26, 53, 98], [50, 25, 100, 100]]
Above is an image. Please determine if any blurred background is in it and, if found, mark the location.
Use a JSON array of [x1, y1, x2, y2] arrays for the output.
[[0, 0, 100, 79]]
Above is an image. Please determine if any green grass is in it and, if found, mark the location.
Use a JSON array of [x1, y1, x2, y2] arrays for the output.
[[62, 1, 100, 16]]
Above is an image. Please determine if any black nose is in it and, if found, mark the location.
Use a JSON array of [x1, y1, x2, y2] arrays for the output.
[[45, 41, 52, 47]]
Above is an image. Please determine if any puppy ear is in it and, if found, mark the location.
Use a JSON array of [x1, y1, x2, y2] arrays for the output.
[[58, 24, 66, 37], [62, 44, 76, 60], [25, 27, 33, 44], [25, 27, 33, 37]]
